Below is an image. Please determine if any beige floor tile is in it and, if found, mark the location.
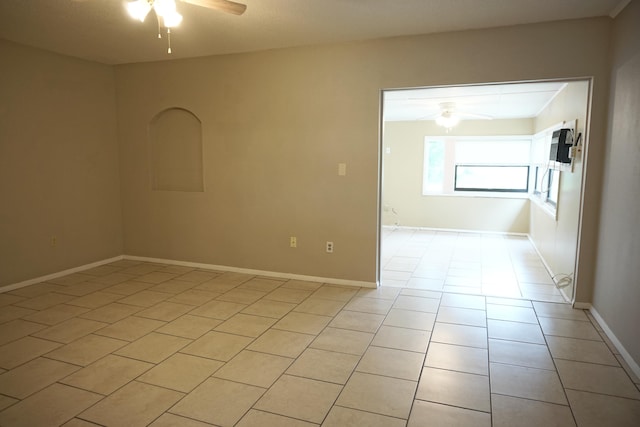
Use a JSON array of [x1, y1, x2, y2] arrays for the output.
[[236, 409, 316, 427], [62, 418, 101, 426], [532, 301, 588, 321], [241, 299, 297, 318], [274, 311, 332, 335], [287, 348, 358, 384], [437, 306, 487, 327], [156, 314, 221, 339], [408, 399, 491, 427], [215, 313, 278, 337], [371, 325, 430, 353], [118, 290, 172, 307], [195, 280, 239, 293], [392, 295, 440, 313], [82, 265, 124, 276], [136, 301, 194, 321], [149, 413, 215, 427], [489, 338, 555, 370], [492, 394, 575, 427], [490, 362, 567, 404], [120, 263, 163, 276], [566, 389, 640, 427], [555, 359, 640, 399], [384, 309, 436, 331], [22, 304, 89, 326], [357, 286, 402, 300], [416, 367, 490, 411], [89, 272, 137, 286], [431, 322, 488, 348], [136, 271, 179, 284], [0, 394, 18, 411], [440, 293, 486, 310], [216, 288, 267, 304], [157, 265, 195, 274], [0, 383, 102, 427], [486, 304, 538, 324], [400, 288, 443, 299], [94, 316, 165, 341], [103, 280, 155, 296], [182, 331, 253, 361], [176, 270, 219, 283], [323, 406, 405, 427], [0, 357, 79, 398], [255, 375, 342, 423], [60, 354, 153, 394], [47, 273, 94, 286], [487, 319, 546, 344], [78, 302, 141, 323], [239, 277, 284, 292], [0, 336, 61, 369], [80, 381, 183, 426], [67, 291, 123, 309], [312, 285, 359, 302], [55, 281, 110, 297], [138, 353, 223, 392], [357, 346, 424, 381], [344, 297, 394, 315], [425, 342, 488, 375], [487, 297, 538, 308], [294, 298, 346, 316], [115, 332, 191, 363], [281, 279, 323, 291], [0, 305, 36, 324], [32, 317, 107, 344], [214, 350, 293, 387], [336, 372, 416, 419], [247, 329, 314, 358], [189, 299, 247, 320], [45, 334, 128, 366], [167, 289, 220, 306], [8, 283, 66, 298], [311, 327, 374, 355], [330, 310, 385, 333], [14, 292, 75, 311], [538, 317, 602, 340], [546, 335, 619, 365], [170, 377, 264, 426]]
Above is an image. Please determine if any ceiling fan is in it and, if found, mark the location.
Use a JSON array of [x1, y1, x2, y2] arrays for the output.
[[416, 102, 493, 129], [126, 0, 247, 53]]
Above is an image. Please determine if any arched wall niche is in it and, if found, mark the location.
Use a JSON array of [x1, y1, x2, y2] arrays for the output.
[[149, 107, 204, 192]]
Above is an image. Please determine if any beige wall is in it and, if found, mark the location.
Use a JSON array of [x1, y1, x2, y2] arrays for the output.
[[115, 17, 611, 285], [593, 0, 640, 370], [529, 80, 590, 301], [382, 119, 533, 232], [0, 40, 123, 286]]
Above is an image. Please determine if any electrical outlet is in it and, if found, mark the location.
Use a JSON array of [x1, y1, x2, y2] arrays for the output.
[[290, 236, 297, 248], [326, 241, 334, 253]]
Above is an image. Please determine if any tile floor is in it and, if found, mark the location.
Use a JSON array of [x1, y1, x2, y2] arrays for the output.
[[0, 258, 639, 426], [381, 228, 571, 302]]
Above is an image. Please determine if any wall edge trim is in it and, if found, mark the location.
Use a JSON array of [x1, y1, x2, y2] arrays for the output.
[[0, 255, 125, 293], [123, 255, 377, 289], [589, 306, 640, 380]]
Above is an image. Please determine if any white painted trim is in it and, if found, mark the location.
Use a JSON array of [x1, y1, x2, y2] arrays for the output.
[[383, 225, 529, 237], [610, 0, 631, 17], [0, 255, 124, 293], [526, 234, 571, 303], [572, 301, 591, 310], [589, 307, 640, 380], [124, 255, 377, 289]]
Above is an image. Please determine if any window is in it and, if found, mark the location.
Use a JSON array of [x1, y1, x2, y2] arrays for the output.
[[422, 136, 532, 195], [454, 165, 529, 192]]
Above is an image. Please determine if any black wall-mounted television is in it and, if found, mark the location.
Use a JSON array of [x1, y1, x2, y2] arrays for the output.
[[549, 128, 573, 164]]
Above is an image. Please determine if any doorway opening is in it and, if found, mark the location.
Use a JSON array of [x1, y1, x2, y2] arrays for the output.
[[378, 79, 591, 304]]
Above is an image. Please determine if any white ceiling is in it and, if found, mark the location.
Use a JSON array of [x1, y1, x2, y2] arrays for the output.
[[0, 0, 628, 65], [383, 81, 569, 121]]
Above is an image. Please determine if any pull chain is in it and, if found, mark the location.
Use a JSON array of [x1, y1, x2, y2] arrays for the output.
[[167, 28, 172, 53]]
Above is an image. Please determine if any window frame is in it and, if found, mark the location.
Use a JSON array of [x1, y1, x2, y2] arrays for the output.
[[453, 164, 530, 193]]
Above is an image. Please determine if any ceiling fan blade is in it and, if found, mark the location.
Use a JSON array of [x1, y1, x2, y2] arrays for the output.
[[181, 0, 247, 15]]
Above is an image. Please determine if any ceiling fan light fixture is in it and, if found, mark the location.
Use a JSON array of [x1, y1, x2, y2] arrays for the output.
[[436, 112, 460, 129], [154, 0, 178, 17], [126, 0, 152, 22], [163, 10, 183, 27]]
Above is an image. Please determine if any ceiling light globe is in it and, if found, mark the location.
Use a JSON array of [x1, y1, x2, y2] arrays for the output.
[[126, 0, 151, 22]]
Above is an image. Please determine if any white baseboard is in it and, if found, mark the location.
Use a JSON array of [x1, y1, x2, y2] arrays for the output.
[[382, 225, 528, 236], [589, 306, 640, 380], [124, 255, 377, 289], [0, 255, 124, 293], [573, 301, 591, 310]]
